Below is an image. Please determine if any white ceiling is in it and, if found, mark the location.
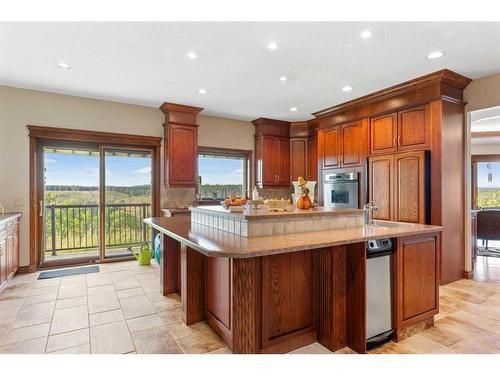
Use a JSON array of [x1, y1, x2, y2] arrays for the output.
[[471, 106, 500, 145], [1, 22, 499, 121]]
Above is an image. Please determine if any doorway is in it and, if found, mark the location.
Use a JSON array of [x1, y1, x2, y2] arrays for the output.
[[29, 126, 161, 270]]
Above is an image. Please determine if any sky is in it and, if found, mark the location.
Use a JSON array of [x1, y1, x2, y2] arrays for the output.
[[198, 156, 243, 185], [478, 162, 500, 188], [44, 152, 151, 186]]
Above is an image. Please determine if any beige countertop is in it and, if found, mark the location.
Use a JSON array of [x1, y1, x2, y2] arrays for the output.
[[0, 212, 22, 226], [190, 205, 363, 220], [144, 216, 442, 258]]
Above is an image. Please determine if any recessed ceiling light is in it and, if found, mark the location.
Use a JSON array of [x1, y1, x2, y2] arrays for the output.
[[427, 51, 444, 60], [360, 30, 372, 39], [198, 88, 207, 94], [187, 52, 198, 59], [267, 42, 279, 51], [290, 107, 298, 112], [280, 76, 287, 82], [342, 85, 353, 92], [56, 62, 71, 69]]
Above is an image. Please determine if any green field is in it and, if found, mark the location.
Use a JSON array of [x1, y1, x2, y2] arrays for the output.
[[477, 188, 500, 208], [45, 185, 151, 205]]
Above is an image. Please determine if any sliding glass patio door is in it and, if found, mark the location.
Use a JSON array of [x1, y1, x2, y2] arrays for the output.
[[101, 147, 153, 260], [40, 142, 153, 267]]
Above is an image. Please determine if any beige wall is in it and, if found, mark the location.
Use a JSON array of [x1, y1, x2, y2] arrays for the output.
[[471, 142, 500, 155], [0, 85, 254, 267], [464, 72, 500, 112]]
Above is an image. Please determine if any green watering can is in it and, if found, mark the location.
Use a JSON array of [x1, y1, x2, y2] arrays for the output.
[[129, 242, 152, 266]]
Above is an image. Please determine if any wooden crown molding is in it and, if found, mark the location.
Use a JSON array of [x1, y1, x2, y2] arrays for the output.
[[27, 125, 162, 147], [159, 102, 204, 115], [251, 117, 291, 128], [312, 69, 472, 119]]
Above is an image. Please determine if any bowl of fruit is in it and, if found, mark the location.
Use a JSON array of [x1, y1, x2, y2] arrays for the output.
[[221, 195, 247, 208]]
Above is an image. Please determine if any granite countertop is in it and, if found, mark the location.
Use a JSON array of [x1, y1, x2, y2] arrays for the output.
[[0, 212, 22, 225], [144, 216, 443, 258], [190, 205, 363, 220], [161, 207, 191, 214]]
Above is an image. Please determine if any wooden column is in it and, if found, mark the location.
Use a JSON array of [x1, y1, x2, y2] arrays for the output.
[[315, 243, 366, 353], [231, 257, 262, 354], [160, 234, 180, 296], [180, 244, 205, 325], [315, 246, 347, 351]]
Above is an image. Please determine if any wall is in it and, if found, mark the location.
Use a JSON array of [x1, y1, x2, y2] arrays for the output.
[[464, 72, 500, 113], [0, 85, 255, 267], [463, 72, 500, 273], [471, 142, 500, 155]]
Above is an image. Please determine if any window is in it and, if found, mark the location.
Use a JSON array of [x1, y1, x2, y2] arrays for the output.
[[197, 147, 251, 201], [477, 161, 500, 208]]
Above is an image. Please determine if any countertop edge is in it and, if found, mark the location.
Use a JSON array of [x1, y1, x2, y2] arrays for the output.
[[0, 212, 22, 225], [144, 218, 443, 259]]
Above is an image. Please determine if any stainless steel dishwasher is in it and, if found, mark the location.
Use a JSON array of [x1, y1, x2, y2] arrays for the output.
[[366, 238, 394, 349]]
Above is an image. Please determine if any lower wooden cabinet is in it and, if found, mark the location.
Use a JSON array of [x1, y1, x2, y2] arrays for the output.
[[0, 214, 21, 291], [394, 233, 440, 338]]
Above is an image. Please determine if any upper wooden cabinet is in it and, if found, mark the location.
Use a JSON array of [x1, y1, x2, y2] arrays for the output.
[[318, 119, 368, 170], [160, 102, 203, 188], [290, 138, 307, 182], [370, 105, 430, 155], [307, 135, 318, 181], [368, 151, 427, 224], [255, 135, 290, 186]]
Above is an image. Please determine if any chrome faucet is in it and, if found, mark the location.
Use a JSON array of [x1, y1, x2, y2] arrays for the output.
[[363, 201, 379, 225]]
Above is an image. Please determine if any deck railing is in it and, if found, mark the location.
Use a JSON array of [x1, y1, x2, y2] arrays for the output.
[[44, 203, 151, 255]]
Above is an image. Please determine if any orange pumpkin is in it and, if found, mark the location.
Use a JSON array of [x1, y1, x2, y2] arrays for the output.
[[296, 194, 311, 210]]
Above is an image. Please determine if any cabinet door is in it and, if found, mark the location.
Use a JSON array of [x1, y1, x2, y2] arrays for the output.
[[277, 137, 290, 185], [0, 236, 6, 286], [341, 120, 366, 167], [12, 223, 19, 273], [261, 136, 278, 186], [393, 151, 426, 224], [307, 136, 318, 181], [290, 138, 307, 182], [370, 113, 397, 155], [397, 235, 438, 323], [206, 257, 231, 330], [167, 124, 197, 187], [321, 126, 341, 169], [397, 106, 430, 151], [368, 155, 393, 220]]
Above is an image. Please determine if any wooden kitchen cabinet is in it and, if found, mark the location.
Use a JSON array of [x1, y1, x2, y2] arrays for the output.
[[370, 106, 430, 155], [307, 135, 318, 181], [318, 119, 368, 170], [394, 233, 439, 338], [255, 135, 290, 187], [369, 151, 427, 224], [160, 102, 203, 188], [290, 138, 308, 182], [0, 214, 21, 291]]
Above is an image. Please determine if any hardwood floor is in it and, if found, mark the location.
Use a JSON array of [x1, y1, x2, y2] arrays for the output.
[[1, 256, 499, 354]]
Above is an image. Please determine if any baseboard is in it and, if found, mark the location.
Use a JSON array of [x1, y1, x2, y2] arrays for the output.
[[17, 265, 32, 274], [463, 270, 474, 279]]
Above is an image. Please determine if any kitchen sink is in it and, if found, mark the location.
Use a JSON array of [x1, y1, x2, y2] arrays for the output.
[[365, 221, 409, 228]]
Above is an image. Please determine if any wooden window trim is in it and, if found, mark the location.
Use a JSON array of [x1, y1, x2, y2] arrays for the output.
[[197, 146, 253, 202], [28, 125, 162, 271]]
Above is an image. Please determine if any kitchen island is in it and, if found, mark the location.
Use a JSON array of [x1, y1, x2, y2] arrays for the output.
[[144, 206, 442, 354]]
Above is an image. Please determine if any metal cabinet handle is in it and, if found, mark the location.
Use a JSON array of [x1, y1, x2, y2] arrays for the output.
[[393, 136, 397, 147], [398, 136, 401, 146], [39, 200, 44, 217]]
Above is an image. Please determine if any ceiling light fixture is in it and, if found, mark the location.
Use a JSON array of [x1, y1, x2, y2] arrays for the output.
[[360, 30, 372, 39], [280, 76, 287, 81], [56, 62, 71, 69], [267, 42, 279, 50], [290, 107, 298, 112], [342, 85, 353, 92], [427, 51, 444, 60], [198, 88, 207, 94], [187, 52, 198, 59]]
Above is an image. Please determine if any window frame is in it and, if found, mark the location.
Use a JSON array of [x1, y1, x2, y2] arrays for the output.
[[197, 146, 252, 204]]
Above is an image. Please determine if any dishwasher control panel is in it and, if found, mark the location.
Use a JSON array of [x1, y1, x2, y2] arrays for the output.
[[366, 238, 392, 255]]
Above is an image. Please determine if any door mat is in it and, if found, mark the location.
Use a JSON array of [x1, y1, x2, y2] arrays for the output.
[[477, 246, 500, 258], [38, 265, 100, 279]]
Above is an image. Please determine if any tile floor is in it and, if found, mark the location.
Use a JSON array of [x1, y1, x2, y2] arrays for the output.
[[0, 256, 499, 354]]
